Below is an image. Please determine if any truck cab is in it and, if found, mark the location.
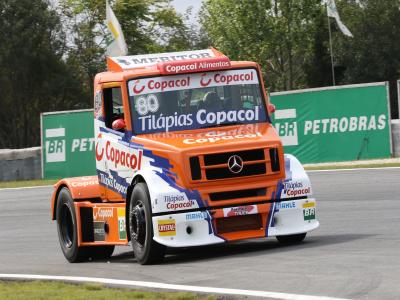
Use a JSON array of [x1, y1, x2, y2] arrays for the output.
[[51, 48, 319, 264]]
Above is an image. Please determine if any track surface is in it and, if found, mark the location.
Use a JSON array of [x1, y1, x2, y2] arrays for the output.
[[1, 168, 399, 299]]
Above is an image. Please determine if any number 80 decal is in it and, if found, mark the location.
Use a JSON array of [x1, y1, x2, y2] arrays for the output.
[[136, 94, 159, 116]]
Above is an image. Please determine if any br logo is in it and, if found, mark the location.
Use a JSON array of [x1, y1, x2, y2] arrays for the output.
[[273, 109, 298, 146], [45, 128, 66, 163]]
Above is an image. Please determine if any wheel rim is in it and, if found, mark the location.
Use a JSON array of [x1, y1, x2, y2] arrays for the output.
[[60, 203, 74, 248], [130, 201, 146, 247]]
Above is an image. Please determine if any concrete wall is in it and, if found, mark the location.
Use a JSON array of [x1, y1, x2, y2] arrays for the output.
[[0, 147, 41, 181]]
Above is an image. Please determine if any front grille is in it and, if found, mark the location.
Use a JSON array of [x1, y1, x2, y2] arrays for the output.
[[209, 188, 266, 201], [206, 163, 266, 180], [190, 148, 280, 181], [189, 156, 201, 180], [216, 214, 263, 234], [204, 149, 265, 165]]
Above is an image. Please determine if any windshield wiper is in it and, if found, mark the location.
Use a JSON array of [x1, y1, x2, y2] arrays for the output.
[[199, 122, 243, 129]]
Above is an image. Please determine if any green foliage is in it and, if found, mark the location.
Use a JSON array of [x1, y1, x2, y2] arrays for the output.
[[0, 0, 87, 148], [200, 0, 320, 91], [330, 0, 400, 116], [2, 0, 400, 149], [0, 280, 215, 300]]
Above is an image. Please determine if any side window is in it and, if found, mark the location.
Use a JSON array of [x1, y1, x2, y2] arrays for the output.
[[103, 86, 123, 129]]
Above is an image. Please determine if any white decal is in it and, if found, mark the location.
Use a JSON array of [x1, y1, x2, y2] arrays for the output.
[[45, 128, 66, 163], [129, 69, 258, 96], [110, 49, 215, 69]]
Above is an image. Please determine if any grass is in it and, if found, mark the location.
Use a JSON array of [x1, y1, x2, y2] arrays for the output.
[[0, 179, 58, 189], [304, 162, 400, 170], [0, 281, 216, 300]]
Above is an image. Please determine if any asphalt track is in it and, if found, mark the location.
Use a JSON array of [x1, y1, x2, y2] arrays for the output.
[[0, 168, 399, 299]]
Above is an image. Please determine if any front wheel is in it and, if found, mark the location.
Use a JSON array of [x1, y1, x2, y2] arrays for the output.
[[276, 233, 307, 244], [129, 182, 166, 264]]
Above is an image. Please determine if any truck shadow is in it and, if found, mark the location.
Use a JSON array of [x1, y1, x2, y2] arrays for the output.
[[108, 233, 375, 264]]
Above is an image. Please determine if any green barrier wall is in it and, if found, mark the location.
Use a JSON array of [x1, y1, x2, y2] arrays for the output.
[[41, 109, 96, 179], [40, 83, 392, 178], [270, 82, 392, 163]]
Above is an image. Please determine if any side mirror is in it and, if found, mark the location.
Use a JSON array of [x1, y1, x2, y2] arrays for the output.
[[112, 118, 126, 131], [268, 103, 276, 114]]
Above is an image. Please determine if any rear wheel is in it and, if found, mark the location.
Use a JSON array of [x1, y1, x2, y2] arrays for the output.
[[56, 188, 89, 262], [276, 233, 307, 244], [56, 188, 116, 262], [129, 182, 166, 264]]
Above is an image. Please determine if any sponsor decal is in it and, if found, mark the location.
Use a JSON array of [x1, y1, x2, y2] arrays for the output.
[[282, 181, 311, 197], [158, 219, 176, 236], [164, 195, 196, 210], [159, 58, 230, 74], [223, 205, 258, 217], [303, 202, 316, 221], [112, 49, 215, 69], [186, 211, 208, 221], [99, 173, 128, 196], [93, 221, 106, 241], [128, 69, 258, 96], [276, 201, 296, 209], [93, 207, 114, 220], [137, 107, 261, 133], [95, 140, 143, 170], [117, 208, 126, 240], [184, 132, 262, 144], [71, 178, 99, 188]]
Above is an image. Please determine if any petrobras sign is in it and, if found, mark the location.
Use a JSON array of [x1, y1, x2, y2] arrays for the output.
[[128, 69, 258, 96], [109, 49, 216, 69], [270, 82, 392, 163]]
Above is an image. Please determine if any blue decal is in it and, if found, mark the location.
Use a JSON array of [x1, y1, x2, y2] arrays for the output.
[[98, 169, 129, 197]]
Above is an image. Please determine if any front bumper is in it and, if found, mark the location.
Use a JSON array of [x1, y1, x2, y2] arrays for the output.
[[152, 198, 319, 247]]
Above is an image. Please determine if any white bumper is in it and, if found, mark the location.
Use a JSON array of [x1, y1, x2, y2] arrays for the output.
[[152, 197, 319, 248]]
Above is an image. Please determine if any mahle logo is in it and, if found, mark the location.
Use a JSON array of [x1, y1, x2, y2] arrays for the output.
[[274, 109, 298, 146], [45, 128, 66, 162]]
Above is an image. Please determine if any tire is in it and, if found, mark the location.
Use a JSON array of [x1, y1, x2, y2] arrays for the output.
[[56, 187, 89, 262], [129, 182, 166, 264], [276, 233, 307, 245]]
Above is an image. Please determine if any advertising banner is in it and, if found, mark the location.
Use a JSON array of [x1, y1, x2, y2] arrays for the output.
[[41, 109, 96, 179], [270, 82, 392, 163]]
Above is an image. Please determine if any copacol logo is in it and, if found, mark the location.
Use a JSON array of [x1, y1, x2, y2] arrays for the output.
[[45, 128, 66, 162], [274, 109, 298, 146]]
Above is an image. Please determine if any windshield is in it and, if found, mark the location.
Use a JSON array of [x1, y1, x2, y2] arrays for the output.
[[128, 68, 268, 134]]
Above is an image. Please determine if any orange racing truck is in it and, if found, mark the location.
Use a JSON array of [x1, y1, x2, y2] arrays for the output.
[[50, 48, 319, 264]]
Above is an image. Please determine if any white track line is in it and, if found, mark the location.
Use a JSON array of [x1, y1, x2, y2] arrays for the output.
[[0, 185, 53, 191], [307, 166, 400, 173], [0, 274, 350, 300]]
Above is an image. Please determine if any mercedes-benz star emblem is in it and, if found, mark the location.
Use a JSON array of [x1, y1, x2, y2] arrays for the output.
[[228, 155, 244, 174]]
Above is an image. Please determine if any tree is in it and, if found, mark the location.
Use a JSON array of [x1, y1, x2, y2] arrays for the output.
[[333, 0, 400, 118], [60, 0, 193, 99], [200, 0, 320, 92], [0, 0, 85, 148]]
